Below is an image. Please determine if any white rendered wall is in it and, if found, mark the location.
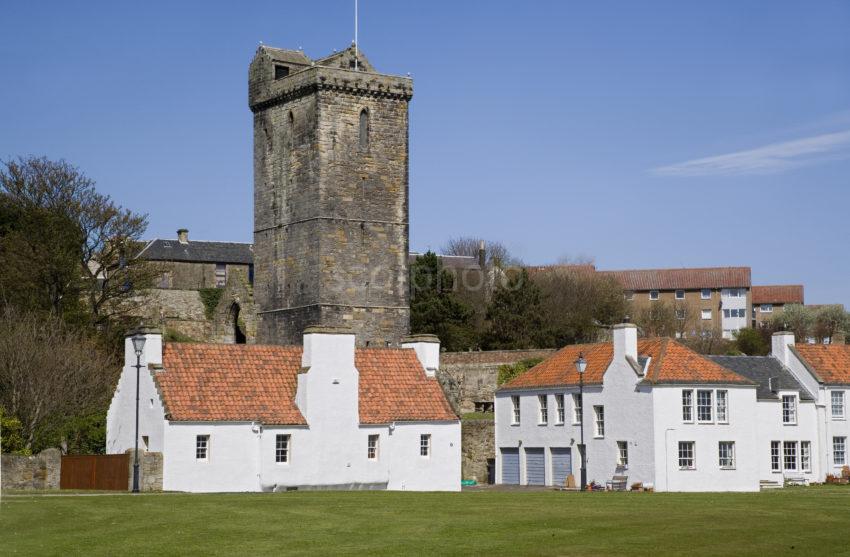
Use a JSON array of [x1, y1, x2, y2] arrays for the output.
[[720, 289, 748, 339], [754, 394, 819, 481], [495, 357, 655, 488], [387, 422, 461, 491], [823, 387, 850, 478], [106, 333, 166, 454], [651, 386, 759, 492]]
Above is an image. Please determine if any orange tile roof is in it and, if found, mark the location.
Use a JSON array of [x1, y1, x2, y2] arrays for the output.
[[792, 344, 850, 385], [599, 267, 751, 291], [157, 343, 457, 425], [752, 285, 804, 305], [499, 338, 752, 390], [356, 349, 457, 423]]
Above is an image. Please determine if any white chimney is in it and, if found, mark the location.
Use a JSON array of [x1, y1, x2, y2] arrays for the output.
[[301, 326, 355, 370], [177, 228, 189, 244], [402, 334, 440, 377], [772, 331, 795, 366], [613, 323, 638, 362]]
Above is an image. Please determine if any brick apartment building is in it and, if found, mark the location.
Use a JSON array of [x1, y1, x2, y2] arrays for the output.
[[751, 285, 805, 328]]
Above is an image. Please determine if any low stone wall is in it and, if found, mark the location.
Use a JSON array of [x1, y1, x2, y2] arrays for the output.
[[126, 450, 163, 492], [461, 419, 494, 483], [1, 449, 61, 490]]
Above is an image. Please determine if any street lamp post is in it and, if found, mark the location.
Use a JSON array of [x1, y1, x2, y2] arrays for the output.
[[574, 352, 587, 491], [131, 333, 146, 494]]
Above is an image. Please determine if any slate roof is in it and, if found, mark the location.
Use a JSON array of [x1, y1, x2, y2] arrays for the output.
[[138, 239, 254, 265], [155, 343, 457, 425], [707, 356, 814, 401], [258, 46, 312, 66], [791, 344, 850, 385], [599, 267, 751, 291], [752, 285, 804, 305], [499, 338, 753, 391]]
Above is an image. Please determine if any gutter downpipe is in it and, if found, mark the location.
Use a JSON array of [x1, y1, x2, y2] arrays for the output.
[[664, 428, 675, 492], [252, 422, 263, 491]]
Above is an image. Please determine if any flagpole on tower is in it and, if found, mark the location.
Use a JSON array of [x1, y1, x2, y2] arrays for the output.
[[354, 0, 359, 71]]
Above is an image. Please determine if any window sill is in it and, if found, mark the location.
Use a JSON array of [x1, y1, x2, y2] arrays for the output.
[[782, 423, 798, 426], [538, 423, 548, 427], [697, 421, 715, 425], [720, 466, 736, 471], [831, 417, 846, 421], [678, 467, 696, 471], [555, 422, 565, 427], [593, 435, 604, 439]]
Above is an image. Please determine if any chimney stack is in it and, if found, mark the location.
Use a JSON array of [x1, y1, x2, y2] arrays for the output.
[[613, 323, 638, 362], [177, 229, 189, 244], [771, 331, 795, 366], [402, 334, 441, 377], [478, 240, 486, 269]]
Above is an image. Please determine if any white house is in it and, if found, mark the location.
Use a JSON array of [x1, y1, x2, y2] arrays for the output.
[[494, 324, 830, 492], [106, 327, 461, 492]]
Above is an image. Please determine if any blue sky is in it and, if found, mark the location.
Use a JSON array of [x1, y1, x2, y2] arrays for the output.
[[1, 1, 848, 307]]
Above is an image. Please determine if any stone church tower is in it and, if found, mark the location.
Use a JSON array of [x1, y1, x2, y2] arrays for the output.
[[249, 45, 412, 347]]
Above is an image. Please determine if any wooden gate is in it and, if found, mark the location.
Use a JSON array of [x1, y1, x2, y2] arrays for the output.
[[60, 454, 129, 490]]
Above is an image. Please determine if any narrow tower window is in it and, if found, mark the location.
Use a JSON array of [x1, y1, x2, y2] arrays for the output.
[[359, 109, 369, 151]]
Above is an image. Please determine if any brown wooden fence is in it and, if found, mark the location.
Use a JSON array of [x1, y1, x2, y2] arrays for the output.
[[60, 454, 129, 491]]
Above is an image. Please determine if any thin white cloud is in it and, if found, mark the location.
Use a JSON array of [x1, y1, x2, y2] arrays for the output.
[[652, 130, 850, 177]]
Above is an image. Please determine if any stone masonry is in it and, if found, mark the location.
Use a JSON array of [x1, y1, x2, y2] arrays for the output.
[[250, 45, 412, 347], [0, 449, 61, 490]]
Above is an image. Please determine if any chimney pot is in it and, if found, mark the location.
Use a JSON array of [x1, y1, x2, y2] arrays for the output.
[[177, 229, 189, 244]]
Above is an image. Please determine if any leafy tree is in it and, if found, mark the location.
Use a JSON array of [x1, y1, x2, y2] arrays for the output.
[[734, 327, 769, 356], [410, 252, 477, 351], [484, 269, 544, 349], [812, 305, 850, 343], [442, 236, 520, 268], [497, 358, 544, 386], [770, 304, 814, 342], [0, 407, 29, 455]]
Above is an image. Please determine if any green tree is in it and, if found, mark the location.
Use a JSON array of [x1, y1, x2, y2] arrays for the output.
[[497, 358, 544, 386], [812, 305, 850, 343], [484, 269, 543, 350], [734, 328, 769, 356], [0, 407, 29, 455], [410, 252, 477, 351], [770, 304, 814, 342]]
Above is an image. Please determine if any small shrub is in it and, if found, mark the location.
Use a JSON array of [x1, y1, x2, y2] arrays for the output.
[[199, 288, 225, 320]]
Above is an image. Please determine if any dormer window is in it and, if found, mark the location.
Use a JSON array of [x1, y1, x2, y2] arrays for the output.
[[274, 65, 290, 79]]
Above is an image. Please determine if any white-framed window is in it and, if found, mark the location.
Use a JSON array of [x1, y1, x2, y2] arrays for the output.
[[675, 289, 685, 300], [697, 390, 713, 422], [682, 390, 693, 422], [275, 434, 290, 463], [624, 291, 635, 301], [783, 441, 798, 471], [555, 394, 565, 425], [594, 405, 605, 438], [196, 434, 210, 461], [676, 309, 686, 320], [649, 290, 659, 301], [701, 309, 712, 320], [801, 441, 811, 473], [511, 396, 520, 425], [760, 304, 773, 313], [834, 436, 847, 466], [420, 434, 431, 457], [716, 390, 729, 424], [214, 263, 227, 288], [832, 391, 845, 419], [367, 434, 379, 460], [782, 395, 797, 425], [678, 441, 695, 469], [573, 393, 582, 424], [725, 288, 742, 298], [770, 441, 781, 472], [617, 441, 628, 467], [538, 395, 548, 425], [718, 441, 735, 469], [701, 289, 711, 300]]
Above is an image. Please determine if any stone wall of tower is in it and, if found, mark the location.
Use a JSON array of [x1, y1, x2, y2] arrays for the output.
[[250, 47, 412, 347]]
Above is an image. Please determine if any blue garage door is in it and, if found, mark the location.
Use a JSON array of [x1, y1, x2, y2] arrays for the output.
[[525, 448, 545, 485], [501, 448, 520, 484], [551, 448, 572, 487]]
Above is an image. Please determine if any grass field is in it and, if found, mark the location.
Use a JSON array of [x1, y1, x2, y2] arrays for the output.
[[2, 487, 849, 556]]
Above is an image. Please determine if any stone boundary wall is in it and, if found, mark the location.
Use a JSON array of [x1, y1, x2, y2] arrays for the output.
[[439, 349, 556, 414], [1, 449, 61, 490], [462, 420, 494, 482], [126, 450, 163, 492]]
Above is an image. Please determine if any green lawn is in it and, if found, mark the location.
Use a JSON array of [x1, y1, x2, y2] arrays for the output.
[[2, 487, 849, 556]]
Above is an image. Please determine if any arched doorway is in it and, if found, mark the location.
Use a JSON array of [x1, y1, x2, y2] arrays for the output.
[[229, 302, 247, 344]]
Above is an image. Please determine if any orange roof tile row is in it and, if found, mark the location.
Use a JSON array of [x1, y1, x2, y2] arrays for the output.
[[157, 343, 457, 425], [599, 267, 751, 291], [752, 285, 804, 305], [793, 344, 850, 385], [499, 338, 753, 390]]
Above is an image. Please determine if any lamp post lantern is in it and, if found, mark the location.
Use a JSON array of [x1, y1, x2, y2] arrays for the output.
[[574, 352, 587, 491], [131, 333, 146, 494]]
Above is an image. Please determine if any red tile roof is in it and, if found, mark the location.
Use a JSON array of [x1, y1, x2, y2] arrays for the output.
[[792, 344, 850, 385], [157, 343, 457, 425], [599, 267, 751, 291], [499, 338, 752, 390], [752, 285, 804, 305]]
